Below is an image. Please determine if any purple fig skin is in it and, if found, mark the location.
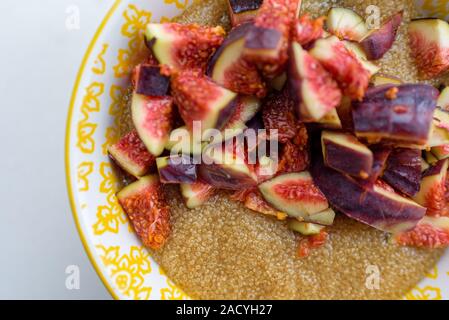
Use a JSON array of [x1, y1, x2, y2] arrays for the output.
[[357, 145, 391, 187], [198, 164, 257, 190], [423, 158, 447, 178], [352, 84, 439, 145], [229, 0, 263, 14], [157, 155, 197, 184], [135, 65, 170, 97], [244, 26, 282, 50], [360, 11, 403, 60], [311, 156, 425, 233], [216, 99, 239, 130], [323, 140, 373, 178], [382, 148, 422, 197]]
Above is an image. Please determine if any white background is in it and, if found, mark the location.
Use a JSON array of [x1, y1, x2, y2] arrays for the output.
[[0, 0, 113, 299]]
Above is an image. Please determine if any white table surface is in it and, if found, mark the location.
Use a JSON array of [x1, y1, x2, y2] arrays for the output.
[[0, 0, 114, 299]]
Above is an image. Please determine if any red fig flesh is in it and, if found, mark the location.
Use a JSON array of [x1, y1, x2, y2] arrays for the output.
[[180, 181, 215, 209], [292, 14, 325, 47], [393, 216, 449, 248]]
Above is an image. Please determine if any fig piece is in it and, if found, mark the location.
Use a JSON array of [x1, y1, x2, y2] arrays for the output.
[[428, 107, 449, 147], [171, 70, 238, 133], [224, 96, 261, 131], [199, 141, 257, 190], [309, 36, 370, 100], [292, 14, 325, 47], [438, 86, 449, 110], [342, 41, 380, 76], [226, 0, 263, 27], [382, 148, 422, 197], [431, 144, 449, 160], [117, 175, 170, 249], [108, 130, 155, 178], [258, 172, 329, 219], [307, 208, 336, 226], [288, 220, 325, 236], [370, 74, 403, 86], [132, 64, 170, 97], [321, 130, 373, 179], [357, 145, 391, 187], [310, 157, 426, 233], [243, 0, 301, 78], [277, 140, 309, 174], [413, 159, 449, 216], [231, 188, 286, 218], [425, 150, 439, 165], [165, 126, 204, 156], [208, 23, 266, 97], [180, 181, 215, 209], [315, 108, 342, 129], [289, 42, 342, 121], [360, 11, 403, 60], [131, 93, 173, 157], [393, 216, 449, 248], [352, 84, 439, 145], [408, 19, 449, 79], [326, 7, 368, 42], [270, 72, 287, 91], [262, 88, 298, 143], [156, 155, 197, 184], [145, 23, 225, 72]]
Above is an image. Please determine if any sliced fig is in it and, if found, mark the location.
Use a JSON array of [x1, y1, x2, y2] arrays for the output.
[[243, 0, 301, 78], [425, 150, 439, 165], [226, 0, 263, 27], [370, 74, 403, 86], [326, 7, 368, 42], [231, 188, 286, 218], [108, 130, 155, 178], [255, 155, 278, 182], [428, 107, 449, 147], [309, 36, 370, 100], [292, 14, 325, 47], [165, 126, 204, 156], [145, 23, 225, 72], [431, 144, 449, 160], [357, 145, 391, 187], [288, 220, 325, 236], [180, 181, 215, 209], [258, 172, 329, 219], [131, 93, 173, 156], [408, 19, 449, 79], [289, 42, 342, 121], [321, 130, 373, 179], [310, 157, 426, 233], [156, 155, 197, 184], [306, 208, 336, 226], [132, 64, 170, 97], [223, 96, 261, 131], [413, 159, 449, 216], [421, 157, 430, 172], [393, 216, 449, 248], [342, 41, 380, 76], [438, 86, 449, 110], [277, 140, 309, 174], [199, 141, 257, 190], [270, 72, 287, 91], [315, 108, 342, 129], [352, 84, 439, 145], [171, 70, 237, 133], [382, 148, 422, 197], [208, 22, 266, 97], [117, 175, 170, 249], [360, 11, 403, 60]]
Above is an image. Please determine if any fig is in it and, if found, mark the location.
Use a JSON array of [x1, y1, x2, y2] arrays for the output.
[[310, 156, 426, 233], [156, 155, 197, 184], [352, 84, 439, 145], [165, 126, 204, 156], [413, 159, 449, 216], [132, 64, 170, 97], [370, 74, 403, 86], [288, 220, 325, 236], [224, 96, 261, 131], [171, 70, 237, 134], [421, 157, 430, 172], [321, 130, 373, 179], [428, 107, 449, 147], [131, 93, 173, 157], [326, 7, 368, 42], [360, 11, 403, 60], [145, 23, 225, 72], [307, 208, 336, 226], [289, 42, 342, 121], [438, 86, 449, 110], [180, 181, 215, 209], [393, 216, 449, 248], [270, 72, 287, 91], [243, 0, 301, 78], [258, 172, 329, 219], [382, 148, 422, 197], [117, 175, 170, 249], [254, 155, 278, 182], [231, 188, 286, 218], [207, 22, 266, 97], [342, 41, 380, 76], [226, 0, 263, 27], [309, 36, 370, 100], [199, 141, 257, 190], [408, 19, 449, 79], [315, 108, 342, 129], [357, 145, 391, 187], [425, 150, 439, 165], [431, 144, 449, 160], [292, 14, 325, 47], [262, 88, 298, 143], [108, 130, 156, 178], [277, 140, 309, 174]]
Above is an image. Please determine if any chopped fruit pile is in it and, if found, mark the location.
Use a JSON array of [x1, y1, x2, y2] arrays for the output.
[[109, 2, 449, 255]]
